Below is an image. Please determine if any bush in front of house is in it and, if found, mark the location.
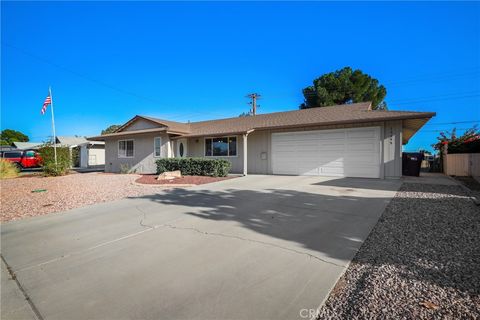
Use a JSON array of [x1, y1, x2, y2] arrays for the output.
[[156, 158, 232, 177], [0, 159, 19, 179], [38, 145, 71, 176]]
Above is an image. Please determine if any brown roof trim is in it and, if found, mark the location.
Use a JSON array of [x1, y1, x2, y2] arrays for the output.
[[115, 115, 157, 133], [166, 130, 193, 136], [174, 112, 435, 138], [252, 113, 435, 133], [88, 127, 168, 140], [170, 130, 253, 139], [115, 115, 191, 134]]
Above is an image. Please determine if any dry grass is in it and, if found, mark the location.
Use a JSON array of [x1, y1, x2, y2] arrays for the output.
[[0, 159, 19, 179]]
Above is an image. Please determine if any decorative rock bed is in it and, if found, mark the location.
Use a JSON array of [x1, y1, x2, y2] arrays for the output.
[[317, 183, 480, 319]]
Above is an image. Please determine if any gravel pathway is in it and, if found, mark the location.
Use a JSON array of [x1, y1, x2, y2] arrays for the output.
[[318, 183, 480, 319], [0, 173, 169, 222]]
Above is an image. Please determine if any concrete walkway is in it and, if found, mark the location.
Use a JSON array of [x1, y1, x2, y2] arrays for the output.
[[1, 258, 39, 320], [402, 172, 460, 185], [1, 175, 401, 320]]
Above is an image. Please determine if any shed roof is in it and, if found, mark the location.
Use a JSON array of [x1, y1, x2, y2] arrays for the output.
[[11, 142, 43, 150], [56, 136, 89, 146]]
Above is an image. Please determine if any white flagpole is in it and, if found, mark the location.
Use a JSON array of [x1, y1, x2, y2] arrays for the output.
[[49, 86, 58, 166]]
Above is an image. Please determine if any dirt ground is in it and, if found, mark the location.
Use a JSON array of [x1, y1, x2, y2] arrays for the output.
[[0, 173, 168, 222]]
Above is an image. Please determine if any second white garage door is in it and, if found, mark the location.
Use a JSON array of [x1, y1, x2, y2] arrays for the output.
[[271, 127, 381, 178]]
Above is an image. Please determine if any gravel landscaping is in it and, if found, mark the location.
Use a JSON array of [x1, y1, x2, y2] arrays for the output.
[[453, 176, 480, 201], [318, 182, 480, 319], [135, 174, 235, 185], [0, 173, 169, 222]]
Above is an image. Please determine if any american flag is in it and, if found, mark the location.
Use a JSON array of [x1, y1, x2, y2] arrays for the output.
[[41, 95, 51, 115]]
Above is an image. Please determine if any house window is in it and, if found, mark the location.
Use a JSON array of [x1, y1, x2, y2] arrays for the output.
[[118, 140, 134, 158], [205, 136, 237, 157], [154, 137, 162, 157]]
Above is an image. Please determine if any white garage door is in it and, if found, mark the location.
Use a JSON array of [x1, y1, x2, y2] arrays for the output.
[[271, 127, 381, 178]]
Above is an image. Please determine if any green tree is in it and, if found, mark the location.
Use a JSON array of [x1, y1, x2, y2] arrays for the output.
[[0, 129, 29, 145], [300, 67, 387, 110], [101, 124, 121, 135]]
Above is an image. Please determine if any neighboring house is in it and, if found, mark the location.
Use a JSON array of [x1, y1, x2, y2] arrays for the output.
[[79, 141, 105, 168], [56, 136, 105, 168], [88, 102, 435, 178], [0, 145, 18, 152], [56, 136, 90, 147], [11, 142, 43, 150]]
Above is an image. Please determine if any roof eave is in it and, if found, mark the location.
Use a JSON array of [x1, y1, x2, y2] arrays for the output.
[[252, 113, 436, 133], [402, 117, 434, 145], [170, 130, 253, 139], [87, 128, 169, 140]]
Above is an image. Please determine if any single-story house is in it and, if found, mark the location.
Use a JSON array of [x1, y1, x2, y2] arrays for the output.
[[55, 136, 106, 168], [88, 102, 435, 179]]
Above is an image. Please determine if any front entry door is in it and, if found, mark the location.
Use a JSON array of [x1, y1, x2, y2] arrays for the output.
[[177, 139, 187, 158]]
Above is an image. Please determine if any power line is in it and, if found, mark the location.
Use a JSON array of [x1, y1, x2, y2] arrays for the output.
[[302, 90, 480, 104], [6, 41, 479, 119], [388, 90, 480, 103], [383, 68, 480, 87], [2, 42, 230, 122], [3, 43, 166, 105], [424, 120, 480, 126], [421, 128, 474, 132]]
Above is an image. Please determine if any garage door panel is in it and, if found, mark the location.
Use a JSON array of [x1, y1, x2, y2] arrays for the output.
[[272, 127, 381, 178], [316, 132, 345, 140], [345, 157, 378, 165], [318, 144, 344, 151], [318, 161, 344, 168], [346, 130, 377, 139], [317, 156, 344, 163], [346, 143, 377, 152]]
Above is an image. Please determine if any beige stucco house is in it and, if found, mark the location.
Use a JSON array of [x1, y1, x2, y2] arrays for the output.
[[88, 102, 435, 178]]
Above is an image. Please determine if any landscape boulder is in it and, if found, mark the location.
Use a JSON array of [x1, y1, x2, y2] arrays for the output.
[[157, 170, 182, 180]]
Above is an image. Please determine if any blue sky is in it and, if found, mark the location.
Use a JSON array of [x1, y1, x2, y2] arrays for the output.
[[2, 1, 479, 152]]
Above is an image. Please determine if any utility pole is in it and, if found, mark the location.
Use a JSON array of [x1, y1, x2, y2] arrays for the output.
[[246, 93, 261, 115]]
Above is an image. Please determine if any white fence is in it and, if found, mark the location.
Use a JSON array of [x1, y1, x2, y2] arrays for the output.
[[445, 153, 480, 176]]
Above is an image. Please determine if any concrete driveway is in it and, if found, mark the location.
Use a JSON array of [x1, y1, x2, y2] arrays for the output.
[[1, 175, 401, 320]]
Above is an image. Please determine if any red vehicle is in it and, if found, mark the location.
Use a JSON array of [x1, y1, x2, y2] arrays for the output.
[[1, 149, 42, 169]]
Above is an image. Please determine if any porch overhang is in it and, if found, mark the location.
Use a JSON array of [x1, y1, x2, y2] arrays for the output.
[[169, 129, 255, 140], [88, 128, 169, 141]]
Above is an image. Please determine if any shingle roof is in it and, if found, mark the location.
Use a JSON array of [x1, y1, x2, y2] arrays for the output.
[[90, 102, 435, 141], [116, 115, 191, 134], [139, 116, 191, 133], [184, 102, 435, 137]]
